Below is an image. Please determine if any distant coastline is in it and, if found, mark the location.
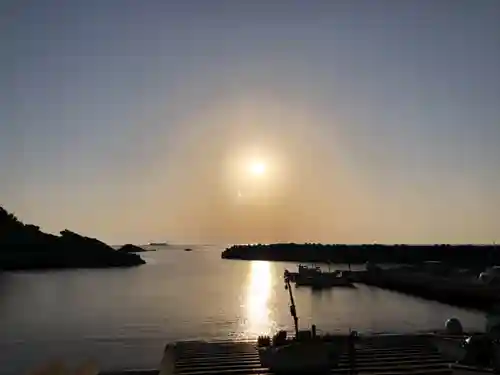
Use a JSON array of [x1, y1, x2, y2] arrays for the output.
[[148, 242, 168, 246], [0, 206, 145, 271], [118, 244, 156, 253], [221, 243, 500, 269]]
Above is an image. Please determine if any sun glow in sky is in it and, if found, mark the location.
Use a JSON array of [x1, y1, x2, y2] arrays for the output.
[[3, 1, 500, 244], [250, 162, 266, 176]]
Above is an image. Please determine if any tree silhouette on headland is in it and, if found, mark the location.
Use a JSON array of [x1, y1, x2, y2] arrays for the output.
[[0, 206, 22, 228], [0, 205, 145, 270], [222, 242, 500, 269]]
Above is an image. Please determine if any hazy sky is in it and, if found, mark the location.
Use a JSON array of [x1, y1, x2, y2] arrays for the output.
[[2, 0, 499, 244]]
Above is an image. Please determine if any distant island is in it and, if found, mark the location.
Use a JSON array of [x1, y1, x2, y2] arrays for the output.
[[221, 243, 500, 269], [118, 244, 156, 253], [0, 206, 145, 270]]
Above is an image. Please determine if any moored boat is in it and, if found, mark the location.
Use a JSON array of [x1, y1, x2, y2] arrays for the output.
[[285, 266, 354, 288], [285, 264, 323, 281], [295, 270, 354, 288]]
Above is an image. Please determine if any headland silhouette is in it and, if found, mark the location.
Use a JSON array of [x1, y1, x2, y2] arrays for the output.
[[0, 206, 145, 270]]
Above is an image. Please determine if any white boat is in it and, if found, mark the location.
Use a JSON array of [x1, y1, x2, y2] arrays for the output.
[[286, 265, 354, 288], [285, 265, 323, 280], [295, 271, 354, 288], [298, 264, 322, 275]]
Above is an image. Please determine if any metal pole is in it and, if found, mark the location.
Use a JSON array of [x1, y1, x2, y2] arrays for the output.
[[284, 273, 299, 337]]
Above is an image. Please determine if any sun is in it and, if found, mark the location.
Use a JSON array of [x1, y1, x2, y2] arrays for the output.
[[250, 162, 266, 176]]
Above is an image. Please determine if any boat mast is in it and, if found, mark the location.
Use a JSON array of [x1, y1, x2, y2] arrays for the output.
[[284, 271, 299, 337]]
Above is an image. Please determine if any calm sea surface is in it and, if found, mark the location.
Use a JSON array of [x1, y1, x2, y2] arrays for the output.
[[0, 245, 486, 374]]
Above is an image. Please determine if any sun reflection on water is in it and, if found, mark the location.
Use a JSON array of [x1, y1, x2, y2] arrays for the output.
[[243, 261, 275, 338]]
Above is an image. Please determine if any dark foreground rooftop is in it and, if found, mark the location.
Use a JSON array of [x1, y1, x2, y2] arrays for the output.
[[102, 335, 455, 375]]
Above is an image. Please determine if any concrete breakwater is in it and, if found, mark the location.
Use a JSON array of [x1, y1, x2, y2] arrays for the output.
[[351, 269, 500, 311]]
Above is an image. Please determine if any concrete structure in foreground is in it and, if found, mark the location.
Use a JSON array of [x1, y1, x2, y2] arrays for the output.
[[103, 335, 454, 374]]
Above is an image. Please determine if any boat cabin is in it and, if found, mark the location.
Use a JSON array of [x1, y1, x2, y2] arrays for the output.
[[298, 264, 322, 274]]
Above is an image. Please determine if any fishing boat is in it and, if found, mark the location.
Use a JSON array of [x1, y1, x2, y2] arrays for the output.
[[285, 266, 354, 289], [284, 264, 322, 282], [295, 270, 354, 288], [256, 272, 353, 373]]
